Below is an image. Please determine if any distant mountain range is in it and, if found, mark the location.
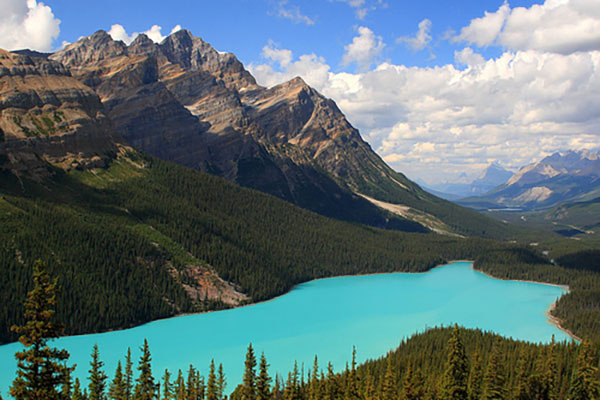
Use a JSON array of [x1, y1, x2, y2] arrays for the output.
[[460, 150, 600, 211], [421, 162, 513, 200]]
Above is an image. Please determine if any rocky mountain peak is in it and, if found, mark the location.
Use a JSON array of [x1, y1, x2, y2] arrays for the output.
[[159, 29, 257, 91], [51, 29, 126, 69], [128, 33, 159, 57]]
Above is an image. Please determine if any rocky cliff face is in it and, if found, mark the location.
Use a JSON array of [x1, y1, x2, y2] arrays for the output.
[[0, 48, 124, 177], [48, 29, 514, 238]]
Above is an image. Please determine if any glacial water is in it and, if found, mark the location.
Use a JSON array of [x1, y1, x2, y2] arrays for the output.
[[0, 261, 569, 394]]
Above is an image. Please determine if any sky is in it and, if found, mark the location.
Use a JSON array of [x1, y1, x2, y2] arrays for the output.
[[1, 0, 600, 185]]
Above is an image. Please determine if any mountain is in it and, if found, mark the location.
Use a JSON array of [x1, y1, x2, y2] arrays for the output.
[[46, 29, 519, 239], [0, 48, 125, 176], [460, 150, 600, 211], [423, 162, 513, 200], [2, 42, 517, 343]]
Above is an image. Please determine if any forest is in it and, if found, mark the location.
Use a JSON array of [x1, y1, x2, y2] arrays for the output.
[[1, 152, 600, 344], [4, 260, 600, 400]]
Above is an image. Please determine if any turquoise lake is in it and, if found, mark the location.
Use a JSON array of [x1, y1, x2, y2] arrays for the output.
[[0, 261, 569, 394]]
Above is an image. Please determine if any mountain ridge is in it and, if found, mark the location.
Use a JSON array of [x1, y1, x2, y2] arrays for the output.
[[460, 150, 600, 211], [46, 29, 519, 239]]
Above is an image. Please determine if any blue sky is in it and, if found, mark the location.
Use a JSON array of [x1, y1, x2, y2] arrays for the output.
[[49, 0, 532, 69], [2, 0, 600, 184]]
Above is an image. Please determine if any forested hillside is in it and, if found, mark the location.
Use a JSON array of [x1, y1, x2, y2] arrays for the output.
[[0, 152, 502, 344]]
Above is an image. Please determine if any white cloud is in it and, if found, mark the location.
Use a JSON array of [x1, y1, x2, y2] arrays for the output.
[[107, 24, 181, 45], [262, 41, 293, 68], [454, 47, 485, 66], [397, 19, 432, 51], [108, 24, 136, 45], [250, 43, 600, 183], [249, 43, 331, 89], [0, 0, 60, 52], [456, 0, 600, 54], [275, 0, 315, 25], [337, 0, 388, 20], [342, 26, 384, 70], [455, 2, 510, 47], [170, 25, 182, 35]]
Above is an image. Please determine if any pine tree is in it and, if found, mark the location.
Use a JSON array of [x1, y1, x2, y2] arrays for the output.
[[124, 348, 133, 400], [62, 364, 73, 400], [381, 356, 396, 400], [161, 369, 173, 400], [468, 351, 483, 400], [346, 347, 360, 400], [242, 343, 257, 400], [401, 363, 424, 400], [441, 326, 469, 400], [256, 352, 272, 400], [545, 337, 558, 400], [513, 348, 529, 400], [363, 373, 376, 400], [134, 339, 156, 400], [72, 378, 84, 400], [325, 362, 338, 400], [109, 361, 127, 400], [175, 370, 186, 400], [207, 360, 219, 400], [284, 362, 300, 400], [197, 371, 206, 400], [89, 344, 108, 400], [186, 365, 199, 400], [482, 341, 506, 400], [309, 356, 319, 400], [10, 260, 73, 400], [217, 363, 226, 400], [569, 340, 600, 400], [273, 374, 282, 400]]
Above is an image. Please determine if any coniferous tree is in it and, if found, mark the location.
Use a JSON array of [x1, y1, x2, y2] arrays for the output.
[[569, 340, 600, 400], [401, 363, 424, 400], [363, 373, 376, 400], [545, 337, 558, 400], [124, 348, 133, 400], [325, 362, 338, 400], [198, 371, 206, 400], [483, 341, 506, 400], [309, 356, 319, 400], [207, 360, 219, 400], [242, 343, 257, 400], [161, 369, 173, 400], [186, 365, 199, 400], [62, 364, 73, 400], [89, 344, 108, 400], [381, 356, 396, 400], [175, 370, 186, 400], [468, 351, 483, 400], [109, 361, 127, 400], [513, 348, 529, 400], [134, 339, 155, 400], [283, 362, 300, 400], [72, 378, 84, 400], [217, 363, 226, 400], [346, 347, 360, 400], [273, 374, 282, 400], [256, 353, 272, 400], [527, 353, 551, 400], [441, 326, 469, 400], [10, 260, 73, 400]]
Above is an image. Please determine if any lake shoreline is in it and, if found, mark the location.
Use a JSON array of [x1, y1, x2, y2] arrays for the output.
[[178, 259, 578, 342], [471, 266, 579, 341]]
